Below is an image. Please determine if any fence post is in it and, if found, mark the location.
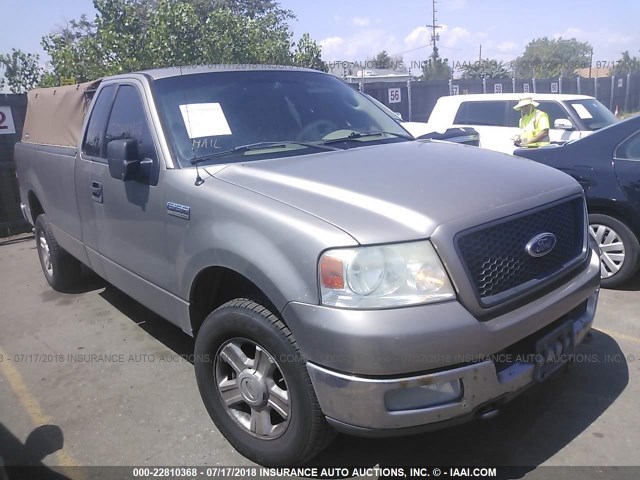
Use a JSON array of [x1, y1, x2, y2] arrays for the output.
[[482, 78, 487, 94], [577, 76, 581, 94], [512, 77, 516, 92], [407, 77, 413, 122], [594, 77, 598, 101], [532, 78, 537, 93], [624, 74, 631, 113], [610, 75, 616, 112]]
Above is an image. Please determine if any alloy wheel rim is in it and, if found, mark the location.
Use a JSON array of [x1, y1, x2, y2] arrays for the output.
[[214, 338, 291, 439], [589, 223, 625, 278], [39, 232, 53, 276]]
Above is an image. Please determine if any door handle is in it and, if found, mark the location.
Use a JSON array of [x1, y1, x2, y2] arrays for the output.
[[91, 181, 103, 203]]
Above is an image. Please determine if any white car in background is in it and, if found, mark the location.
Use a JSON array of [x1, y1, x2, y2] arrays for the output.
[[365, 94, 480, 146], [425, 93, 618, 155]]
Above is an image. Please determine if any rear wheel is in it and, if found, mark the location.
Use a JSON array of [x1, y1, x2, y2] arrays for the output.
[[194, 299, 334, 465], [589, 213, 640, 288], [34, 214, 81, 291]]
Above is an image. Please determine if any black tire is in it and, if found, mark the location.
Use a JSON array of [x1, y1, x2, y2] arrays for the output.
[[589, 213, 640, 288], [34, 214, 81, 292], [194, 299, 334, 465]]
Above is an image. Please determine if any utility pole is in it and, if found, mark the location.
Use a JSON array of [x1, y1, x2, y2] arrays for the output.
[[479, 44, 482, 62], [425, 0, 442, 54]]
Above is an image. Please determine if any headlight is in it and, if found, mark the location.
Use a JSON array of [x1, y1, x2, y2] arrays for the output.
[[319, 240, 455, 309]]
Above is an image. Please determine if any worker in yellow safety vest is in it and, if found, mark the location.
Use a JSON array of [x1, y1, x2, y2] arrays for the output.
[[513, 97, 550, 148]]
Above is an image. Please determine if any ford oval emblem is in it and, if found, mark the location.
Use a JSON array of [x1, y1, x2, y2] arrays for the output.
[[526, 232, 557, 257]]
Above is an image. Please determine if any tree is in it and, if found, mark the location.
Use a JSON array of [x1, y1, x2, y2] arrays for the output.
[[41, 13, 107, 83], [293, 33, 328, 72], [512, 37, 592, 78], [421, 47, 452, 80], [614, 50, 640, 75], [213, 0, 281, 19], [375, 50, 393, 70], [459, 58, 511, 79], [41, 0, 326, 84], [0, 49, 43, 93]]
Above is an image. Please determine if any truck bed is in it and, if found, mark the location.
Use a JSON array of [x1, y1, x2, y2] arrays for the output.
[[15, 142, 88, 265]]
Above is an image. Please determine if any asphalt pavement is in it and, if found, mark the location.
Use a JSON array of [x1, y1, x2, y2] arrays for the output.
[[1, 233, 639, 479]]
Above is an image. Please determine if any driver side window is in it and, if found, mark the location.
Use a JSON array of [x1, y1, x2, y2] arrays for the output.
[[538, 101, 572, 129], [105, 85, 157, 162]]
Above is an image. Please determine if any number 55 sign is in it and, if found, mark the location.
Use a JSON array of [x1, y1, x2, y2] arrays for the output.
[[0, 106, 16, 135], [388, 88, 401, 104]]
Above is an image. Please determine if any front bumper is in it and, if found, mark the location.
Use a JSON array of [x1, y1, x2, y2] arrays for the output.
[[284, 245, 600, 433], [307, 289, 596, 433]]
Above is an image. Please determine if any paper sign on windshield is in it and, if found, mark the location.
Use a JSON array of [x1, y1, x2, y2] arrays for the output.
[[571, 103, 593, 120], [179, 103, 232, 139]]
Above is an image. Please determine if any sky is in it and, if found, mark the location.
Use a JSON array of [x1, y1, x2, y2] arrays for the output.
[[1, 0, 639, 83]]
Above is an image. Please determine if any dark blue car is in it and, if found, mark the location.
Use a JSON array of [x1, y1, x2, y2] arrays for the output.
[[516, 114, 640, 287]]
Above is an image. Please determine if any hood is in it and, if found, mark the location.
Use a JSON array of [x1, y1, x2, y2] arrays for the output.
[[209, 141, 581, 244]]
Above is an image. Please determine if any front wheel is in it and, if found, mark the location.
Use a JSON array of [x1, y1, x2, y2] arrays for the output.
[[194, 299, 334, 465], [589, 213, 640, 288]]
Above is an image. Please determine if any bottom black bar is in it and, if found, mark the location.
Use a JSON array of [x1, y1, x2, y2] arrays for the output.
[[2, 466, 640, 480]]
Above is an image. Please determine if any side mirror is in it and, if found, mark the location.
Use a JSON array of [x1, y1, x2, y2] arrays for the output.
[[107, 139, 143, 182], [554, 118, 574, 130]]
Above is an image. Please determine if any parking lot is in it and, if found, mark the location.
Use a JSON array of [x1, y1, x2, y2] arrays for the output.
[[1, 233, 639, 478]]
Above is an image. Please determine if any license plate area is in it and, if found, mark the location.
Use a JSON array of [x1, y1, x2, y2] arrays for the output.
[[534, 320, 574, 382]]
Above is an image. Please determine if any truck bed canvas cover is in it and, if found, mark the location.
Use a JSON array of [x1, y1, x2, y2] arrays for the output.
[[21, 79, 102, 147]]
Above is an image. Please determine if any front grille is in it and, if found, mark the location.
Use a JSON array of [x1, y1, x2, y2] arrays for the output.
[[455, 198, 585, 306]]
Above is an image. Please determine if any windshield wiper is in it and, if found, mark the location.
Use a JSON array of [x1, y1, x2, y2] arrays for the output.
[[190, 141, 340, 166], [321, 130, 414, 145]]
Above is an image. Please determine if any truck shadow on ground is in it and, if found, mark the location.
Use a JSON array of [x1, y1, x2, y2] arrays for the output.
[[99, 285, 195, 358], [95, 285, 628, 476]]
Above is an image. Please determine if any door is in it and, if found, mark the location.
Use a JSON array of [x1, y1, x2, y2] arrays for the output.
[[91, 83, 170, 292], [536, 101, 580, 144], [614, 131, 640, 216], [453, 100, 517, 154], [76, 84, 117, 278]]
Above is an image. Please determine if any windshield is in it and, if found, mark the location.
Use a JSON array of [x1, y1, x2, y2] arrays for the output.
[[152, 70, 410, 167], [565, 99, 617, 131]]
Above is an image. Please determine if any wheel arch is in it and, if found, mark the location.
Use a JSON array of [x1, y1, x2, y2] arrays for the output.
[[587, 203, 640, 241], [28, 190, 45, 222], [188, 266, 282, 336]]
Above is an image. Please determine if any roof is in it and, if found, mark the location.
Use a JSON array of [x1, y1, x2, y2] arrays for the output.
[[21, 65, 326, 147], [438, 93, 595, 102], [575, 67, 612, 78], [111, 64, 323, 81]]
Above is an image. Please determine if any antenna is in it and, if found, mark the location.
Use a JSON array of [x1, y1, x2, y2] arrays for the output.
[[194, 162, 205, 186], [179, 65, 206, 186]]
